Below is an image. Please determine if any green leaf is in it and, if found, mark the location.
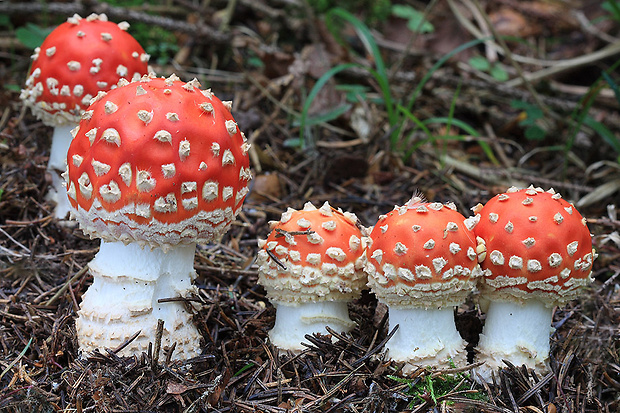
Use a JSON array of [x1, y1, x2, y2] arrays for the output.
[[511, 100, 543, 122], [0, 14, 11, 28], [509, 99, 530, 110], [489, 64, 509, 81], [468, 56, 490, 71], [391, 4, 415, 18], [15, 23, 52, 49], [392, 4, 434, 33], [524, 125, 546, 140]]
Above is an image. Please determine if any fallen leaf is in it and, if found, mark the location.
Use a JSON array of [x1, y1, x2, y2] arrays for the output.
[[166, 381, 188, 395]]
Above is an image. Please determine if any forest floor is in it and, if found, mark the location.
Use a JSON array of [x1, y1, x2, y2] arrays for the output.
[[0, 0, 620, 412]]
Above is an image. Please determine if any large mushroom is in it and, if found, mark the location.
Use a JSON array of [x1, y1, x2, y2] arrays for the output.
[[472, 186, 596, 381], [64, 73, 251, 359], [365, 197, 484, 373], [256, 202, 368, 351], [20, 13, 150, 218]]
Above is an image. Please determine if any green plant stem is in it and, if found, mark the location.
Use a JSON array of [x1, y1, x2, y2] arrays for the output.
[[0, 337, 33, 381]]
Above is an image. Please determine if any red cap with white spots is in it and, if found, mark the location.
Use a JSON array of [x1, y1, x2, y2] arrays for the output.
[[20, 13, 149, 126], [472, 186, 595, 305], [65, 73, 252, 248], [366, 198, 484, 309], [257, 202, 368, 303]]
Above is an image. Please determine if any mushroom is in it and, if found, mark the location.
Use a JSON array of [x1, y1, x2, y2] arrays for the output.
[[256, 202, 368, 351], [365, 197, 484, 373], [20, 13, 150, 218], [64, 73, 251, 359], [472, 186, 596, 381]]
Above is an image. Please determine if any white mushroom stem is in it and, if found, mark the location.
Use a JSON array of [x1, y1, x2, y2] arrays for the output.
[[76, 241, 202, 360], [269, 301, 356, 351], [46, 123, 76, 218], [385, 306, 466, 374], [474, 299, 553, 383]]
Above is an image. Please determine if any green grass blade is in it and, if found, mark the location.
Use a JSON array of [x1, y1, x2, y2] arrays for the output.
[[423, 117, 478, 136], [300, 62, 358, 147], [365, 67, 397, 139], [583, 115, 620, 154], [406, 37, 491, 112], [326, 8, 387, 82], [0, 337, 33, 381], [397, 104, 433, 135], [602, 71, 620, 104], [325, 8, 397, 142], [303, 104, 352, 127]]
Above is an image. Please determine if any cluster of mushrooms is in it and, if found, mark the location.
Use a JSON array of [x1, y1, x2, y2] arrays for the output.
[[20, 14, 596, 384], [256, 189, 596, 382]]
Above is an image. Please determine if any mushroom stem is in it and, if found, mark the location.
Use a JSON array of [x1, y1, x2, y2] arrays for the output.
[[474, 299, 553, 382], [386, 306, 466, 373], [76, 241, 202, 359], [47, 123, 76, 218], [49, 123, 76, 171], [269, 301, 355, 351]]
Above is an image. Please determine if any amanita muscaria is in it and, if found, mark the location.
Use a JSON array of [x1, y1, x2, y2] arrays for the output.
[[20, 13, 149, 218], [472, 186, 596, 381], [256, 202, 368, 351], [365, 197, 484, 374], [65, 73, 251, 359]]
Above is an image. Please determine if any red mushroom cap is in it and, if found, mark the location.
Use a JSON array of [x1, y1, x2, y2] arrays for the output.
[[65, 74, 252, 248], [20, 13, 149, 126], [366, 198, 483, 309], [473, 186, 595, 305], [256, 202, 368, 303]]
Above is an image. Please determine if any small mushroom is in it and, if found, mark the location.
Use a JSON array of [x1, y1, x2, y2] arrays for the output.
[[256, 202, 368, 351], [472, 186, 596, 381], [365, 197, 484, 374], [65, 74, 251, 359], [20, 13, 150, 218]]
